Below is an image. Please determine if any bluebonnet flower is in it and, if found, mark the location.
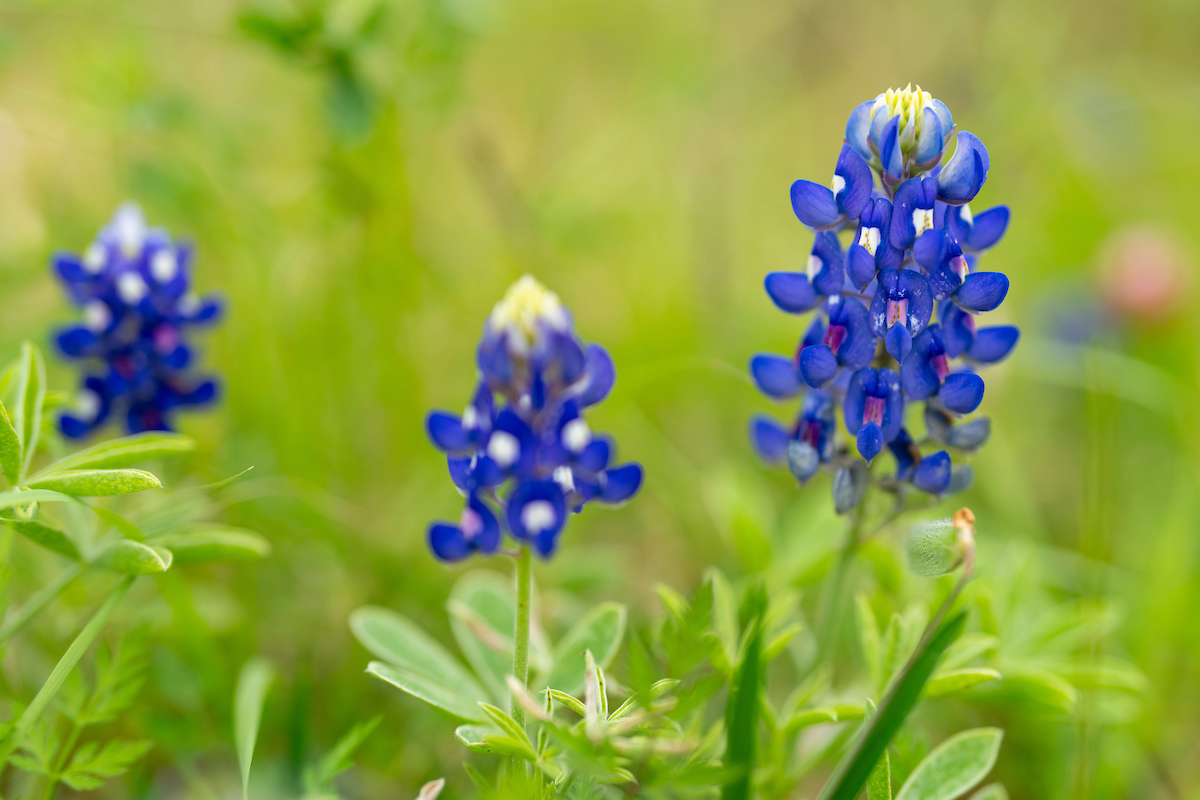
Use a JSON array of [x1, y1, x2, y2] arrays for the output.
[[51, 203, 222, 437], [424, 276, 643, 562], [750, 85, 1018, 505]]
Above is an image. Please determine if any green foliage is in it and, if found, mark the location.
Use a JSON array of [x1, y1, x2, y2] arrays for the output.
[[235, 657, 277, 800], [893, 729, 1003, 800]]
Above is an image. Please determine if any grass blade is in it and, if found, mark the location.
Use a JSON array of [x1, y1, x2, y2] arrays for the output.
[[816, 609, 969, 800], [234, 657, 276, 800]]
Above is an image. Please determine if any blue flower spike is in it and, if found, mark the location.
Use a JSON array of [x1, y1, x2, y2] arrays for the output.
[[424, 275, 643, 562], [750, 85, 1016, 501], [53, 203, 223, 437]]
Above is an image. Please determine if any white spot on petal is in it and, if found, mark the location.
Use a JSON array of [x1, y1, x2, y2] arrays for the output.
[[84, 300, 111, 332], [487, 431, 520, 468], [83, 244, 107, 274], [520, 500, 557, 534], [858, 227, 881, 257], [912, 207, 934, 238], [831, 174, 846, 197], [76, 389, 101, 421], [553, 465, 575, 493], [116, 272, 148, 304], [806, 254, 822, 279], [151, 249, 178, 283], [562, 418, 590, 453]]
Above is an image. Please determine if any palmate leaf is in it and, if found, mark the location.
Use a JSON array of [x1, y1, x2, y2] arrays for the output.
[[26, 469, 162, 497], [351, 606, 489, 720], [542, 602, 627, 694], [893, 728, 1003, 800], [1, 518, 81, 560], [61, 739, 153, 791], [153, 526, 271, 566], [31, 432, 195, 478], [448, 570, 515, 705], [83, 630, 150, 724], [14, 342, 46, 479]]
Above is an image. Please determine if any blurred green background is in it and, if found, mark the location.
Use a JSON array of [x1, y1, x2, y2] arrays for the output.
[[1, 0, 1198, 797]]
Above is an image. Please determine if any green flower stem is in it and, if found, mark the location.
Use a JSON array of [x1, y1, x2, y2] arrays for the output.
[[0, 563, 84, 643], [511, 545, 532, 729], [0, 575, 134, 775]]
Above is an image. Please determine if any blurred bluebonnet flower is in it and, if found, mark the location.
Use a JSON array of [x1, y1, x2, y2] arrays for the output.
[[750, 85, 1017, 506], [425, 276, 643, 562], [52, 203, 222, 437]]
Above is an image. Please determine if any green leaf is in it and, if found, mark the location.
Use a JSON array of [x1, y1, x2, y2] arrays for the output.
[[0, 576, 135, 769], [350, 605, 487, 709], [448, 570, 515, 705], [366, 661, 486, 721], [88, 506, 147, 541], [0, 401, 21, 485], [61, 739, 153, 791], [478, 702, 536, 752], [14, 342, 46, 478], [968, 784, 1008, 800], [924, 668, 1001, 698], [235, 657, 276, 800], [92, 539, 173, 574], [865, 701, 892, 800], [817, 610, 969, 800], [722, 599, 764, 800], [1, 518, 81, 560], [0, 488, 79, 511], [455, 724, 536, 758], [34, 432, 195, 477], [543, 602, 626, 693], [26, 469, 162, 496], [706, 567, 739, 668], [984, 666, 1077, 713], [894, 728, 1003, 800], [548, 688, 587, 717], [857, 594, 882, 690], [153, 526, 271, 566], [310, 716, 381, 789]]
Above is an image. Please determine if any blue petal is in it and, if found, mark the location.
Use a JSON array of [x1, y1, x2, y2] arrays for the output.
[[914, 107, 944, 166], [879, 117, 903, 181], [477, 333, 514, 386], [550, 332, 587, 387], [955, 272, 1009, 312], [790, 180, 840, 228], [577, 438, 612, 473], [967, 325, 1020, 363], [929, 99, 954, 137], [448, 457, 471, 490], [750, 354, 802, 398], [965, 205, 1010, 251], [426, 411, 470, 451], [912, 451, 952, 494], [885, 324, 912, 363], [811, 232, 845, 297], [879, 367, 904, 442], [601, 463, 643, 504], [847, 244, 877, 291], [764, 272, 817, 313], [507, 480, 568, 545], [750, 416, 791, 463], [845, 101, 875, 160], [948, 417, 991, 450], [59, 414, 95, 439], [429, 523, 472, 562], [857, 421, 883, 464], [940, 302, 975, 358], [786, 441, 820, 483], [578, 343, 616, 406], [938, 373, 985, 414], [843, 368, 871, 434], [912, 229, 947, 271], [828, 295, 876, 370], [834, 145, 873, 219], [56, 327, 98, 358], [802, 315, 826, 348], [888, 429, 917, 481], [466, 495, 502, 554], [799, 345, 838, 388], [900, 327, 944, 400], [936, 131, 989, 205], [888, 177, 938, 250]]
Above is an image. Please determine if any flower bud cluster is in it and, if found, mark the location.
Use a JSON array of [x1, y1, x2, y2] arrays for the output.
[[52, 204, 223, 436], [750, 86, 1018, 499], [424, 276, 643, 561]]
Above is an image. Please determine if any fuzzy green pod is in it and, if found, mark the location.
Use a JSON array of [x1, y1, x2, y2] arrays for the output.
[[906, 519, 960, 577]]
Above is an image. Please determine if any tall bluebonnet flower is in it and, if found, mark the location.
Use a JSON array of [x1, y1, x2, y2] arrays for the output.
[[425, 276, 643, 562], [52, 204, 223, 437], [750, 85, 1017, 504]]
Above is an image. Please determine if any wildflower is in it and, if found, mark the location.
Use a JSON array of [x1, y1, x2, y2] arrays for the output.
[[425, 276, 643, 561], [750, 86, 1017, 504], [52, 203, 222, 437]]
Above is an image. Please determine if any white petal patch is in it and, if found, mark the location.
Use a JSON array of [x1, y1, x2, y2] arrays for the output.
[[83, 243, 107, 274], [84, 300, 111, 332], [553, 465, 575, 493], [487, 431, 520, 468], [912, 207, 934, 238], [832, 174, 846, 197], [116, 271, 148, 304], [151, 249, 178, 283], [76, 389, 101, 421], [858, 227, 881, 257], [462, 405, 479, 431], [562, 418, 591, 453], [959, 204, 974, 227], [520, 500, 557, 534], [806, 254, 822, 279]]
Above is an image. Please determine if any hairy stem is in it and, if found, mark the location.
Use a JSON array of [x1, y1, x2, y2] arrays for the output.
[[508, 546, 533, 786]]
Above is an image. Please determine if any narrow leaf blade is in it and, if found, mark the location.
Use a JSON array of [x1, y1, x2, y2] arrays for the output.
[[2, 518, 81, 560], [26, 469, 163, 497], [15, 342, 46, 478], [234, 657, 276, 800], [34, 432, 195, 476], [0, 401, 21, 485], [153, 526, 271, 566]]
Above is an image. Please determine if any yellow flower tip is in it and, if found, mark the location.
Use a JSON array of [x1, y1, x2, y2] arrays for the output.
[[488, 275, 570, 355]]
